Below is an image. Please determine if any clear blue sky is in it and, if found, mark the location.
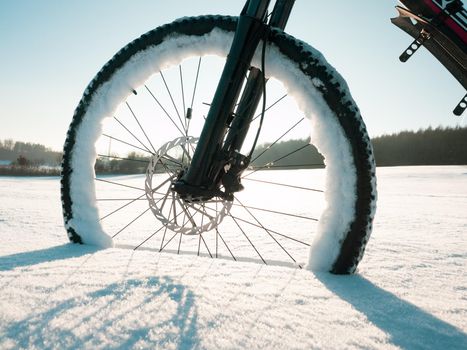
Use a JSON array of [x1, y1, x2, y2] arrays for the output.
[[0, 0, 465, 151]]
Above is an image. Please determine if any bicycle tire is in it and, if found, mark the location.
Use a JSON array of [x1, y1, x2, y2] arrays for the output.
[[61, 16, 377, 274]]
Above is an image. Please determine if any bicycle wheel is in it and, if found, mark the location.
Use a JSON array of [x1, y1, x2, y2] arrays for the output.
[[61, 16, 376, 274]]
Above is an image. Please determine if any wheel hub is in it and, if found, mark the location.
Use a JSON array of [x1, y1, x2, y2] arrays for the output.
[[145, 136, 232, 235]]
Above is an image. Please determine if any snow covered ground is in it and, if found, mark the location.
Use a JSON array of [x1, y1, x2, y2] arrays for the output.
[[0, 166, 466, 349]]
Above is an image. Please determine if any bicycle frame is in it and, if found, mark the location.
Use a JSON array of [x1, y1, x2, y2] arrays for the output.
[[174, 0, 295, 200], [392, 0, 466, 114]]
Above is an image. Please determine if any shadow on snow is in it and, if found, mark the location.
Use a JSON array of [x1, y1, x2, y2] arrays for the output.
[[317, 273, 467, 349], [0, 244, 198, 348], [0, 244, 100, 271], [3, 276, 198, 349], [2, 244, 466, 349]]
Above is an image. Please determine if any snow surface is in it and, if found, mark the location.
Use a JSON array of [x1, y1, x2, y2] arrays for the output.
[[68, 24, 368, 272], [0, 166, 465, 349]]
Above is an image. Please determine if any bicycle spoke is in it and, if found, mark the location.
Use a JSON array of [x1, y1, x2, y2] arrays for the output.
[[159, 218, 171, 252], [199, 233, 213, 258], [176, 197, 197, 228], [242, 177, 323, 193], [97, 198, 147, 201], [159, 185, 171, 212], [197, 234, 201, 256], [100, 192, 146, 221], [231, 202, 318, 221], [215, 202, 219, 258], [145, 84, 186, 138], [154, 200, 192, 252], [187, 201, 311, 247], [216, 228, 237, 261], [112, 207, 151, 238], [126, 101, 157, 153], [97, 151, 163, 177], [99, 174, 172, 221], [161, 154, 184, 167], [244, 143, 312, 178], [172, 192, 178, 226], [180, 143, 193, 166], [226, 214, 310, 246], [158, 199, 177, 252], [179, 65, 187, 132], [248, 163, 324, 169], [252, 93, 287, 122], [190, 57, 202, 109], [97, 154, 149, 163], [251, 118, 304, 163], [95, 178, 145, 192], [159, 209, 190, 253], [183, 57, 202, 137], [149, 174, 178, 195], [181, 145, 193, 161], [154, 161, 178, 181], [97, 187, 167, 202], [200, 203, 206, 227], [159, 231, 178, 252], [160, 71, 184, 134], [179, 197, 312, 255], [229, 213, 266, 264], [234, 197, 301, 266], [215, 228, 219, 258], [177, 229, 183, 254], [102, 134, 154, 155], [113, 115, 153, 154], [185, 202, 214, 220], [160, 199, 213, 258], [133, 225, 165, 250]]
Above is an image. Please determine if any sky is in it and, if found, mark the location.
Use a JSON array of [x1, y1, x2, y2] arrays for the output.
[[0, 0, 466, 151]]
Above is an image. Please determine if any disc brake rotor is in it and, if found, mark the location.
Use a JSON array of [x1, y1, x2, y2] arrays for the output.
[[145, 136, 232, 235]]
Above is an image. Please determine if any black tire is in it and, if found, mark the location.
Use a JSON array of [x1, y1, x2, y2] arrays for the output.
[[61, 16, 376, 274]]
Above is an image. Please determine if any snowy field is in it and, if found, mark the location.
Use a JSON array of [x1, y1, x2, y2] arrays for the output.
[[0, 166, 466, 349]]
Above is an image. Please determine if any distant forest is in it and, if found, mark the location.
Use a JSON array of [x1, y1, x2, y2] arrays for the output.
[[371, 126, 467, 166], [253, 125, 467, 168], [250, 138, 323, 169], [0, 139, 61, 164], [0, 139, 61, 176], [0, 126, 466, 176]]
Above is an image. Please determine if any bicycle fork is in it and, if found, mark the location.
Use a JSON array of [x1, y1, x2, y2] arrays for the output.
[[173, 0, 295, 201]]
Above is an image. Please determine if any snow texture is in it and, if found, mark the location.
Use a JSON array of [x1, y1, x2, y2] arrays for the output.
[[68, 25, 361, 271], [0, 166, 466, 349]]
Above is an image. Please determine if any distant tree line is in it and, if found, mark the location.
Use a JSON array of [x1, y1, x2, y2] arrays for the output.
[[0, 139, 62, 176], [252, 125, 467, 168], [250, 138, 324, 169], [371, 126, 467, 166], [0, 139, 62, 165], [1, 126, 465, 176], [95, 152, 149, 174]]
